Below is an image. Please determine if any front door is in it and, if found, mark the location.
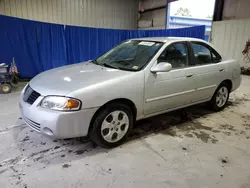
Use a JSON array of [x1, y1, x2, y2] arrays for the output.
[[144, 42, 196, 115]]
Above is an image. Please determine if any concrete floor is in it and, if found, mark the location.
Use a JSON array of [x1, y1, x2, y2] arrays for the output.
[[1, 77, 250, 188]]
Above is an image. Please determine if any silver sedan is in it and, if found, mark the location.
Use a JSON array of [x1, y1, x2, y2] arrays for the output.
[[19, 37, 241, 147]]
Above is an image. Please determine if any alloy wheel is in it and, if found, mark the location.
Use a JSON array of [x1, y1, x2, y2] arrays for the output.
[[101, 110, 129, 143], [216, 86, 228, 107]]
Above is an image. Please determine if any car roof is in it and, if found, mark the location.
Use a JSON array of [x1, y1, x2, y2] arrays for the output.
[[129, 37, 224, 58], [130, 37, 205, 43]]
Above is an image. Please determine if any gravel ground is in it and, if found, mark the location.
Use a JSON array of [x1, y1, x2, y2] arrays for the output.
[[0, 77, 250, 188]]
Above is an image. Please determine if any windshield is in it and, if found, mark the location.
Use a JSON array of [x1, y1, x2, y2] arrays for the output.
[[93, 40, 163, 71]]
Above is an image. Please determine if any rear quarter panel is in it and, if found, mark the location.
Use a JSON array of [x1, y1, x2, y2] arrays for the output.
[[226, 59, 241, 92]]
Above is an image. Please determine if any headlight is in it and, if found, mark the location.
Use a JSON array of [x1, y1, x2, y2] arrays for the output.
[[40, 96, 81, 111], [22, 83, 29, 94]]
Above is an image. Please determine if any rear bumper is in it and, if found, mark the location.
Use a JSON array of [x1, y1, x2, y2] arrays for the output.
[[231, 75, 242, 92], [19, 91, 99, 139]]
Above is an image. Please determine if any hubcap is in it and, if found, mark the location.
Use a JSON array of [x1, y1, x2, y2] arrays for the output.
[[216, 86, 228, 107], [2, 86, 10, 92], [101, 110, 129, 143]]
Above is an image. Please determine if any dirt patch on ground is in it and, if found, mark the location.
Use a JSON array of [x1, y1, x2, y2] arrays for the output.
[[212, 130, 220, 133], [193, 131, 218, 143], [131, 108, 220, 143], [184, 133, 193, 138], [213, 124, 246, 137], [161, 120, 218, 143], [220, 157, 229, 164], [219, 124, 236, 131], [62, 164, 71, 168], [228, 97, 250, 107], [243, 124, 250, 130], [130, 98, 249, 143], [222, 132, 232, 136], [131, 106, 214, 139], [241, 115, 250, 120], [22, 136, 30, 142], [176, 121, 212, 132], [75, 150, 88, 155], [163, 129, 177, 137]]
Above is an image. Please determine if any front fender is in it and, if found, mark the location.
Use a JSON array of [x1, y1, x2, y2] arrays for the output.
[[69, 71, 145, 119]]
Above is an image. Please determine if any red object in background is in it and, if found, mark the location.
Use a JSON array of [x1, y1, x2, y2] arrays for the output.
[[242, 40, 250, 55], [242, 40, 250, 64], [140, 8, 144, 12]]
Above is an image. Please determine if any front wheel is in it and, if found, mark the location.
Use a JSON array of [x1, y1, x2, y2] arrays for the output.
[[209, 84, 229, 111], [89, 103, 134, 148], [0, 83, 12, 94]]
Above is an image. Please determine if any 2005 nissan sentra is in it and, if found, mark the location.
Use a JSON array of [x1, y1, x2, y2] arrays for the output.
[[19, 37, 241, 147]]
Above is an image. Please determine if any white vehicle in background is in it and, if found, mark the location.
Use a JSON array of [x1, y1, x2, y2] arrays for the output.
[[19, 37, 241, 148]]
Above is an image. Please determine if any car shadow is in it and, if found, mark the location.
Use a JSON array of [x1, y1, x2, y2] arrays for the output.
[[11, 100, 239, 168], [129, 103, 214, 140]]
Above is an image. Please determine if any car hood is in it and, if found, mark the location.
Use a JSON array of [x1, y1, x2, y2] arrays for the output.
[[29, 62, 133, 96]]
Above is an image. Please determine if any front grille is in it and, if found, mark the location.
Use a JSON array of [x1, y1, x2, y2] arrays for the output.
[[23, 116, 41, 132], [23, 85, 41, 105]]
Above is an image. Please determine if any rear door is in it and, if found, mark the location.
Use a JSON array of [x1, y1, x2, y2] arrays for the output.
[[188, 41, 228, 102]]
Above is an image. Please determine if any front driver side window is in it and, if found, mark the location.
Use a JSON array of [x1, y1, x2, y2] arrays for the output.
[[157, 42, 188, 69]]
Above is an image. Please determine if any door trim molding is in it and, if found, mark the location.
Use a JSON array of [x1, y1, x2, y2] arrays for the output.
[[143, 98, 210, 118], [197, 84, 217, 91], [146, 89, 195, 103]]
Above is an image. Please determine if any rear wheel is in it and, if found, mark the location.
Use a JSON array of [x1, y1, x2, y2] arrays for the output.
[[209, 84, 229, 111], [90, 103, 134, 148], [0, 83, 12, 94]]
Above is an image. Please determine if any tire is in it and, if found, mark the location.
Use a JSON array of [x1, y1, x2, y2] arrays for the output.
[[89, 102, 134, 148], [0, 83, 12, 94], [209, 83, 230, 111]]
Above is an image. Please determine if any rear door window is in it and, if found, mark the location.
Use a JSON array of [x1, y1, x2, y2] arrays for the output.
[[190, 42, 222, 66]]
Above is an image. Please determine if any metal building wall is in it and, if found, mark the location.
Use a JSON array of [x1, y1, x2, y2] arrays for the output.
[[223, 0, 250, 20], [137, 0, 177, 30], [0, 0, 138, 29], [211, 19, 250, 66], [138, 0, 167, 29]]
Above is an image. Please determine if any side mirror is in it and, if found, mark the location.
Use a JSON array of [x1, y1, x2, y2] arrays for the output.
[[151, 62, 172, 73]]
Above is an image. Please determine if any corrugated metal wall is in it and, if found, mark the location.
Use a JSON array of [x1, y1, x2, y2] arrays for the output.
[[223, 0, 250, 20], [0, 0, 138, 29], [211, 19, 250, 66], [140, 0, 166, 10], [138, 0, 166, 29]]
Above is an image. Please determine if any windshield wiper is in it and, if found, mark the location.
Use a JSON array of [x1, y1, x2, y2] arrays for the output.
[[103, 63, 119, 69], [95, 62, 135, 72], [92, 60, 119, 69]]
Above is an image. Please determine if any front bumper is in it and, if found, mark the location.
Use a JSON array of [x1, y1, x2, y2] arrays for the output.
[[19, 91, 99, 139]]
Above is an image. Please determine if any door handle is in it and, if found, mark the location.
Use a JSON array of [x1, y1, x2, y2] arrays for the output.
[[186, 74, 194, 78], [219, 68, 224, 72]]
